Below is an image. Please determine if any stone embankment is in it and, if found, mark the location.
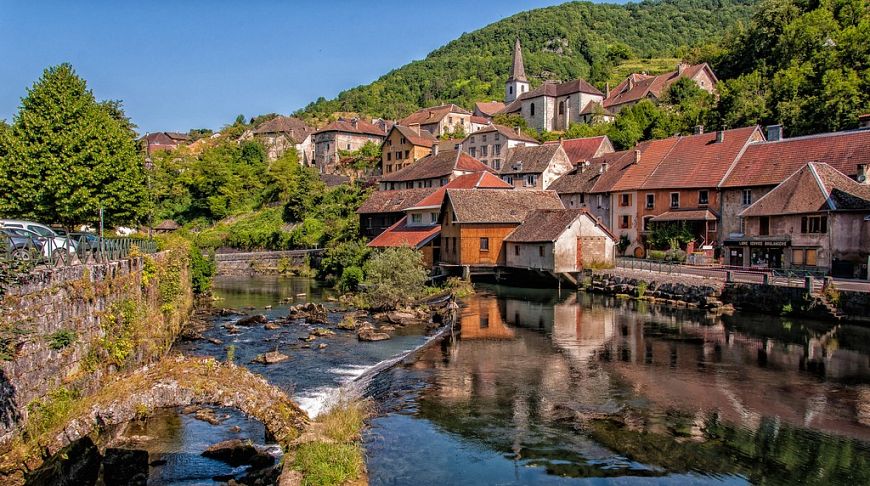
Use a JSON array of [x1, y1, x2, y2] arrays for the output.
[[586, 269, 869, 322]]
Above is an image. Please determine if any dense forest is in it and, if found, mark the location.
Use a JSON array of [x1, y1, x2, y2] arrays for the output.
[[298, 0, 759, 120]]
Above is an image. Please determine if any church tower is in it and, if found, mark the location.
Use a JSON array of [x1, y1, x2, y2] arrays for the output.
[[505, 38, 529, 103]]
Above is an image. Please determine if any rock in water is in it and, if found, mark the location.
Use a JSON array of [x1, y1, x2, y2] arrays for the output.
[[358, 330, 391, 341], [236, 315, 268, 326], [264, 322, 281, 331], [310, 327, 335, 337], [202, 439, 274, 467], [194, 408, 223, 425], [252, 351, 290, 364]]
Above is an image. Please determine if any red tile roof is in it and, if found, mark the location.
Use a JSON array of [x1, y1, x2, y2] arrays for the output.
[[609, 138, 679, 192], [499, 144, 566, 175], [588, 150, 637, 193], [603, 63, 716, 109], [740, 162, 870, 217], [504, 209, 612, 242], [470, 115, 491, 125], [314, 118, 386, 137], [547, 163, 605, 194], [640, 126, 762, 189], [408, 172, 512, 210], [379, 150, 490, 183], [400, 104, 471, 126], [720, 130, 870, 188], [474, 101, 505, 117], [356, 188, 436, 214], [367, 216, 440, 249], [446, 189, 564, 224], [650, 209, 718, 222], [548, 136, 613, 164]]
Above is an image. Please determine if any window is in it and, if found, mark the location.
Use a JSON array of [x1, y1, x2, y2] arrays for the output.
[[469, 147, 476, 157], [538, 245, 544, 257], [411, 213, 422, 224], [480, 237, 489, 251], [793, 249, 818, 266], [514, 245, 520, 256], [400, 137, 406, 144], [493, 144, 501, 156], [670, 192, 680, 208], [525, 174, 537, 187], [481, 146, 488, 157], [430, 212, 437, 224], [448, 117, 453, 124], [579, 194, 585, 204], [742, 189, 752, 206], [440, 178, 449, 186], [386, 164, 392, 172], [453, 237, 457, 254], [597, 195, 603, 207], [620, 215, 632, 229], [482, 135, 487, 142], [346, 144, 351, 150], [646, 193, 654, 209], [530, 103, 536, 117], [643, 216, 654, 232], [387, 152, 392, 161], [806, 249, 817, 266], [708, 220, 718, 232], [792, 248, 804, 265], [801, 216, 828, 234], [395, 151, 402, 160], [492, 159, 501, 170], [620, 193, 632, 207], [558, 101, 565, 115], [504, 175, 513, 185], [495, 133, 500, 142], [509, 86, 513, 95], [698, 190, 709, 206], [760, 216, 770, 235], [404, 150, 409, 159], [469, 136, 475, 143]]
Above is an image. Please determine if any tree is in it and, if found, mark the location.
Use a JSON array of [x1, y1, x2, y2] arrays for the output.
[[362, 247, 428, 309], [0, 64, 147, 227], [337, 141, 381, 179]]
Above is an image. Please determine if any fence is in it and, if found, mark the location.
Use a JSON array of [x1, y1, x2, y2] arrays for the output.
[[1, 234, 158, 268]]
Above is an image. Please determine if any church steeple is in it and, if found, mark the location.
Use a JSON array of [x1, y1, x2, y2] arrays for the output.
[[505, 38, 530, 103]]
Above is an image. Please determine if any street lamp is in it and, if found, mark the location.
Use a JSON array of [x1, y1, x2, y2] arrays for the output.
[[144, 156, 154, 238]]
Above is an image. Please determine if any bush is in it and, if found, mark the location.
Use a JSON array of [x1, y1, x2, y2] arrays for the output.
[[338, 266, 363, 293], [189, 245, 215, 294], [362, 248, 428, 310], [647, 250, 667, 261], [48, 329, 76, 350]]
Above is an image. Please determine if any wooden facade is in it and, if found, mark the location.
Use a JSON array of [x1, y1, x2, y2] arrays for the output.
[[440, 220, 518, 267]]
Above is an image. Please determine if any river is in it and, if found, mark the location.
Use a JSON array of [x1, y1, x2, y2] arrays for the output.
[[83, 276, 870, 484]]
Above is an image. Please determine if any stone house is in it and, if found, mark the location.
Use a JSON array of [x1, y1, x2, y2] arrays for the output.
[[551, 136, 614, 165], [504, 209, 616, 273], [313, 118, 386, 173], [603, 63, 718, 114], [399, 104, 472, 137], [462, 124, 539, 170], [355, 188, 435, 239], [470, 115, 491, 133], [380, 124, 438, 175], [142, 132, 191, 155], [378, 148, 490, 190], [718, 127, 870, 248], [439, 189, 564, 267], [498, 143, 573, 190], [252, 116, 314, 163], [501, 79, 606, 132], [367, 172, 511, 266], [734, 162, 870, 277]]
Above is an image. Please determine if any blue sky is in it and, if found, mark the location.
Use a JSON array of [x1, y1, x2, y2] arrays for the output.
[[0, 0, 592, 134]]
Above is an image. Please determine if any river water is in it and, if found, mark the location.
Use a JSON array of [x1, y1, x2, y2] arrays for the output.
[[108, 277, 870, 484]]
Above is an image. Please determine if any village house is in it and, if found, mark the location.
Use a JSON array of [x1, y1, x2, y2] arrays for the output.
[[718, 127, 870, 257], [473, 101, 506, 119], [252, 116, 314, 163], [504, 209, 616, 274], [367, 172, 511, 266], [549, 136, 614, 165], [312, 118, 386, 173], [736, 162, 870, 278], [470, 115, 491, 133], [462, 124, 539, 170], [399, 104, 472, 137], [439, 189, 564, 267], [142, 131, 191, 154], [378, 148, 491, 190], [380, 124, 438, 175], [551, 149, 638, 228], [603, 62, 718, 114], [355, 187, 435, 239], [500, 39, 606, 132], [498, 143, 573, 190]]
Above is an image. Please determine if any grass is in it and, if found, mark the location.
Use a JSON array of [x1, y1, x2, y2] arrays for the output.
[[295, 442, 363, 486], [318, 400, 370, 443]]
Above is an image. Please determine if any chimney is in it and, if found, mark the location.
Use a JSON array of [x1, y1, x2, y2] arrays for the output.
[[694, 125, 704, 135], [858, 164, 869, 185], [515, 126, 521, 136], [600, 162, 609, 173], [634, 150, 641, 164], [716, 130, 725, 143], [605, 82, 611, 98], [677, 62, 687, 75], [432, 143, 439, 156], [409, 123, 421, 135], [351, 118, 358, 129], [767, 124, 783, 142], [627, 76, 634, 91]]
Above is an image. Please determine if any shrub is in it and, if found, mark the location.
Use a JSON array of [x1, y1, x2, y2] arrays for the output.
[[189, 245, 215, 294], [362, 248, 428, 310], [48, 329, 76, 350], [647, 250, 667, 261], [338, 266, 363, 293], [824, 283, 841, 307]]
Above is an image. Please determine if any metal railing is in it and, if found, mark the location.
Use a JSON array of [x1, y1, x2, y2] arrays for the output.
[[616, 257, 680, 274], [1, 234, 158, 267]]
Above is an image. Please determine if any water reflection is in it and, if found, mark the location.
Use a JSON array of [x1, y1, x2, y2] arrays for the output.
[[364, 286, 870, 485]]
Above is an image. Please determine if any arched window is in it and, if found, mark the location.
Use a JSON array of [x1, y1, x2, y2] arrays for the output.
[[509, 86, 513, 94], [530, 103, 535, 116]]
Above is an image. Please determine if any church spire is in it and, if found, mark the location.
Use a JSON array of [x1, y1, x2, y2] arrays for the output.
[[508, 38, 527, 82]]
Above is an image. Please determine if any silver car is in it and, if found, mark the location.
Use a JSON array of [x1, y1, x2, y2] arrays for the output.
[[0, 220, 77, 258]]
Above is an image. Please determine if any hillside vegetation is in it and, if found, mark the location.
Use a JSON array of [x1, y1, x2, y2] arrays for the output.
[[298, 0, 758, 120]]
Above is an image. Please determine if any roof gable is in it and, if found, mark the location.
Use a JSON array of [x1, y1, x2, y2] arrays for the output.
[[552, 136, 613, 164], [499, 144, 566, 175]]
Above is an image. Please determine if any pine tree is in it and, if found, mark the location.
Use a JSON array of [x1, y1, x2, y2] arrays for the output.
[[0, 64, 147, 228]]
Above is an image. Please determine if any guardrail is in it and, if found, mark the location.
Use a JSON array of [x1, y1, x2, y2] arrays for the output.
[[1, 235, 158, 267], [616, 257, 682, 274]]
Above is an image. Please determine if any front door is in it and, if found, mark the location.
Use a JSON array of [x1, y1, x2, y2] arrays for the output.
[[729, 248, 744, 267]]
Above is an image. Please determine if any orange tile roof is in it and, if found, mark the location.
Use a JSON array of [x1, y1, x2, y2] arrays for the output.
[[720, 129, 870, 188], [356, 188, 436, 214], [407, 172, 512, 210], [474, 101, 505, 117], [588, 150, 637, 193], [548, 136, 612, 164], [367, 216, 440, 249], [608, 138, 679, 192], [604, 63, 716, 109], [380, 150, 490, 183], [314, 118, 386, 137]]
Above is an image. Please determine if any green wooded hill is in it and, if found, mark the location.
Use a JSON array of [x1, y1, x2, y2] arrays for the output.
[[298, 0, 758, 120]]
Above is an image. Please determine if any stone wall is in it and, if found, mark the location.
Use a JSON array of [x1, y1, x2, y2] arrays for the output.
[[214, 250, 321, 276], [0, 248, 193, 448], [838, 290, 870, 321]]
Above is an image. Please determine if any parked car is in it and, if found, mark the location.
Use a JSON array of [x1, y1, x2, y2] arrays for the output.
[[0, 220, 77, 257], [69, 232, 114, 256], [0, 228, 43, 261]]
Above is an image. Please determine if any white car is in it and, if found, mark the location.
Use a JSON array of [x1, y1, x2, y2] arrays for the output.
[[0, 220, 77, 258]]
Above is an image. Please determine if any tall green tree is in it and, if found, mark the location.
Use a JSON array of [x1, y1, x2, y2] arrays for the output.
[[0, 64, 147, 227]]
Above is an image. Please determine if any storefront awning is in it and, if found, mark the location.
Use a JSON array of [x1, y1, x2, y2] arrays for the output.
[[650, 209, 718, 222]]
